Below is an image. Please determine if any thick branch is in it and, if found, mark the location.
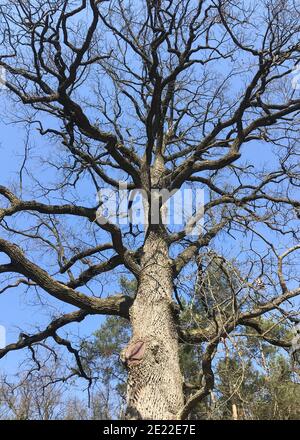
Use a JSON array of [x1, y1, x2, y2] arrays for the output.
[[0, 238, 133, 318]]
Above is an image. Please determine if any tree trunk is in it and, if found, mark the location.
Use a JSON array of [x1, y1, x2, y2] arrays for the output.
[[122, 230, 184, 419], [232, 403, 238, 420]]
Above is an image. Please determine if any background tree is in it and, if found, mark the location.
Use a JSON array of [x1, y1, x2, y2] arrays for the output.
[[215, 332, 300, 420], [1, 290, 298, 420], [0, 0, 300, 419]]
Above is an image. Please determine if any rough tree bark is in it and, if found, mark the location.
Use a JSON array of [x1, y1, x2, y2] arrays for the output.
[[123, 231, 184, 419], [122, 157, 184, 419]]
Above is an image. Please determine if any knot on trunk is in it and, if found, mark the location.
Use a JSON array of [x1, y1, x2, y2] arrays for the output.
[[121, 339, 146, 367], [121, 337, 166, 369]]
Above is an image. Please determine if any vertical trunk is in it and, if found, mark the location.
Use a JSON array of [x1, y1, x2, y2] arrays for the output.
[[232, 403, 238, 420], [122, 231, 184, 420]]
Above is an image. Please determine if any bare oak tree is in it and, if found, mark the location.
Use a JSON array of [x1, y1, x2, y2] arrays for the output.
[[0, 0, 300, 419]]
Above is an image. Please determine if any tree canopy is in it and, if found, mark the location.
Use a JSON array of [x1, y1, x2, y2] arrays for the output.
[[0, 0, 299, 419]]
